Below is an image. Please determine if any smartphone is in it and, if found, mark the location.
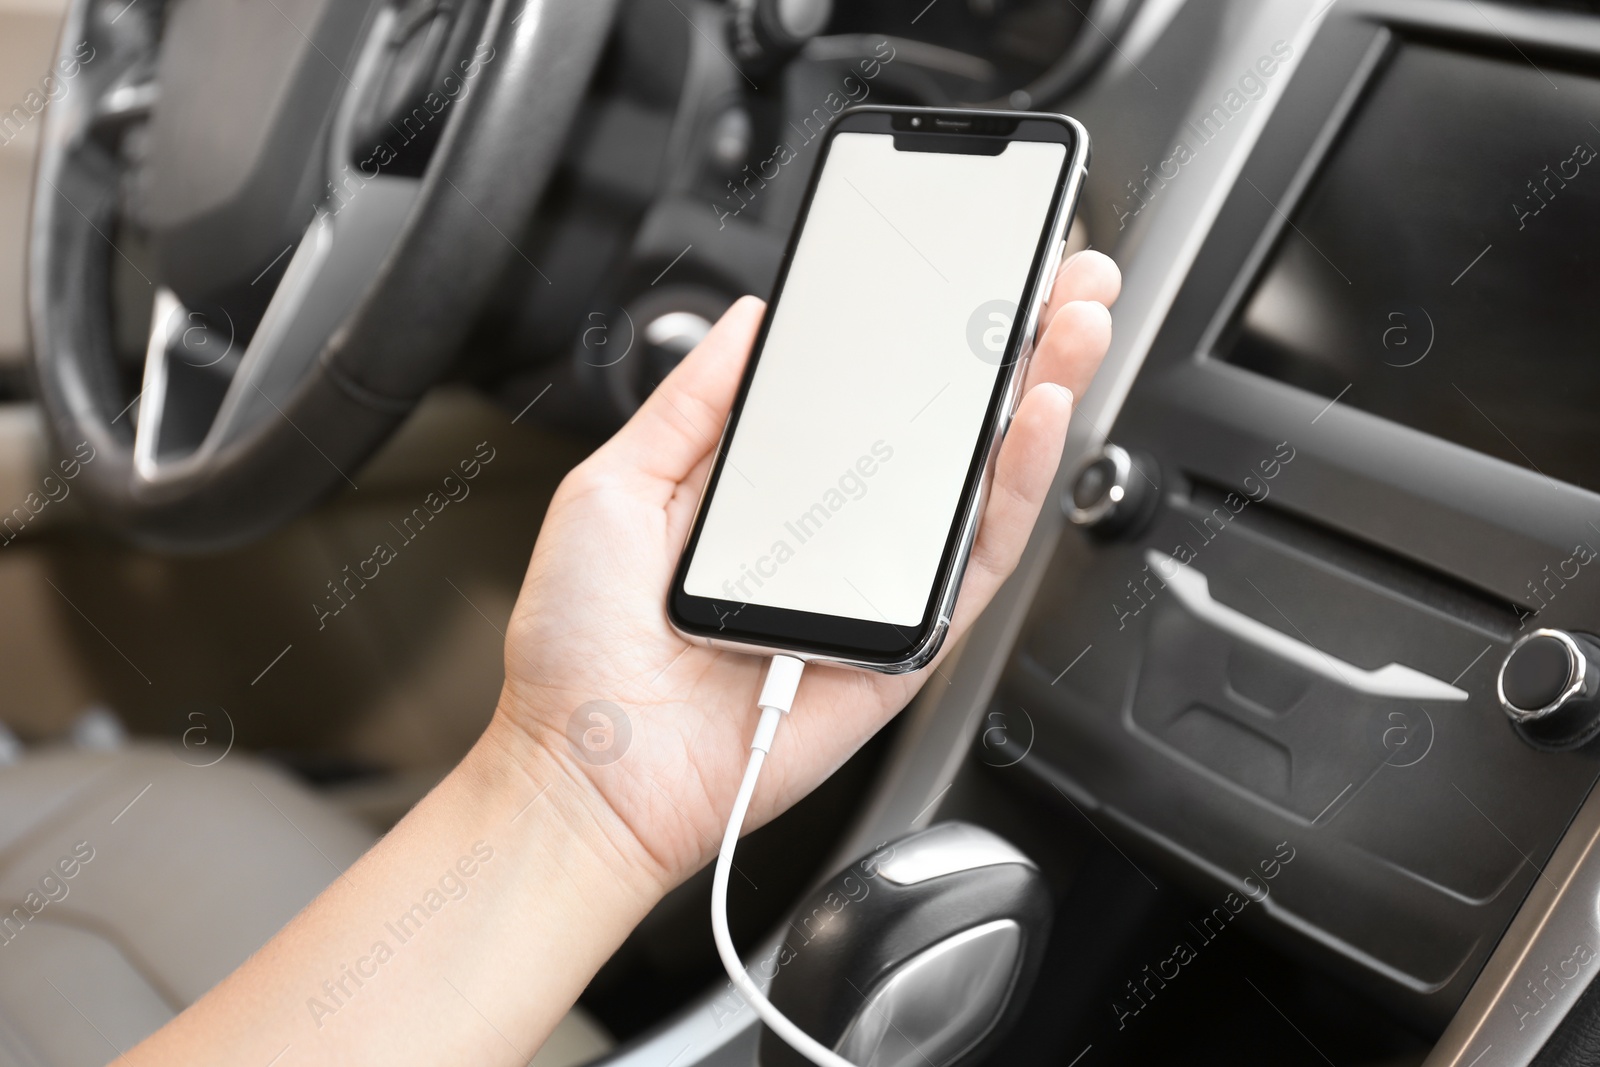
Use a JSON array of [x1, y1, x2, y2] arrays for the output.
[[668, 106, 1089, 673]]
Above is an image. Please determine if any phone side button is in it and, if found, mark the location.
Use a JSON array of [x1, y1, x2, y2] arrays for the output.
[[1032, 240, 1066, 326], [1001, 364, 1029, 431]]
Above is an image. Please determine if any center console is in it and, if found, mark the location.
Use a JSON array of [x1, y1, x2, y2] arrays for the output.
[[1000, 0, 1600, 1038]]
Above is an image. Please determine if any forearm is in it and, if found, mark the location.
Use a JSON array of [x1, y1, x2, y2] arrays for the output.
[[128, 709, 666, 1066]]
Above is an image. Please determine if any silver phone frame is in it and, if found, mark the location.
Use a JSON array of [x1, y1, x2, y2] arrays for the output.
[[668, 108, 1091, 674]]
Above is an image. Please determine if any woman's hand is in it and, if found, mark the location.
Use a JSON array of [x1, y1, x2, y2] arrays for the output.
[[129, 251, 1122, 1067], [490, 251, 1121, 895]]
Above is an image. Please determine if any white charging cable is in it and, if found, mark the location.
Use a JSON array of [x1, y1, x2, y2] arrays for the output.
[[710, 654, 861, 1067]]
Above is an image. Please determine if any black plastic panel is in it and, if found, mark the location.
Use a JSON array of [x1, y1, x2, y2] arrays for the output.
[[1220, 43, 1600, 494], [1010, 495, 1595, 1010]]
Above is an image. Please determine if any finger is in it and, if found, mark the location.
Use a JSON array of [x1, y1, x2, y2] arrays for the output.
[[953, 382, 1075, 626], [599, 296, 766, 483], [1024, 298, 1113, 401], [665, 448, 718, 536], [1040, 250, 1120, 333]]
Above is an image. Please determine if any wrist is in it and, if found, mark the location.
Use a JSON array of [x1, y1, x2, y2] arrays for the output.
[[470, 696, 675, 908]]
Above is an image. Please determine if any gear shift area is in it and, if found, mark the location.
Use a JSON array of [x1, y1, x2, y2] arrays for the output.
[[760, 822, 1052, 1067]]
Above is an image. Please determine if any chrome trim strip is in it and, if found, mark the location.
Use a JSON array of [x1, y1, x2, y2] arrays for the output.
[[1148, 550, 1469, 702], [876, 822, 1037, 886], [1423, 781, 1600, 1067], [131, 287, 182, 481]]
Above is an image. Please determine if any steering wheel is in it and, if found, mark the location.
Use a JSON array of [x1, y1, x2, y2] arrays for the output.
[[29, 0, 617, 550]]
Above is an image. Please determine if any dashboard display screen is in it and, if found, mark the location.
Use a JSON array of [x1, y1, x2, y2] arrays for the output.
[[1219, 43, 1600, 494]]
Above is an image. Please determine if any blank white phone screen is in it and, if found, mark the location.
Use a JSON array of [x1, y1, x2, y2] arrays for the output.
[[684, 131, 1067, 626]]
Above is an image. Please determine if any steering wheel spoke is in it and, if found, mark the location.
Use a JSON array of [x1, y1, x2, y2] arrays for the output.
[[131, 286, 225, 481], [31, 0, 619, 546], [129, 3, 422, 487], [206, 174, 419, 459]]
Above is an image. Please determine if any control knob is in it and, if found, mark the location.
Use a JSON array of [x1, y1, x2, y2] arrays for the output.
[[1065, 442, 1160, 538], [1498, 628, 1600, 750]]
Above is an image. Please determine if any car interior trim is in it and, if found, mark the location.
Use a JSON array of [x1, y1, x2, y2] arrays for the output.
[[875, 822, 1038, 887], [1422, 777, 1600, 1066], [1148, 549, 1470, 702], [1500, 630, 1590, 724]]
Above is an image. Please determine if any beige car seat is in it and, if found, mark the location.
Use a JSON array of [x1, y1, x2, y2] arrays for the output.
[[0, 744, 610, 1066]]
